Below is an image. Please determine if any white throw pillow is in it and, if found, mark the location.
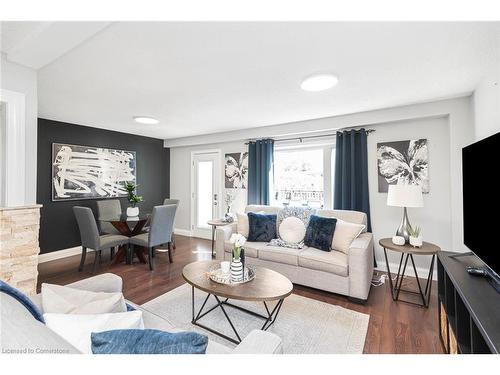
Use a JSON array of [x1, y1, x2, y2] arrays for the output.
[[236, 213, 249, 238], [279, 216, 307, 244], [331, 219, 365, 254], [44, 311, 144, 353], [41, 283, 127, 314]]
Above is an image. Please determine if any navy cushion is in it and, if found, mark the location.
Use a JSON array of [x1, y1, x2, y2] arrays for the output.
[[247, 212, 277, 242], [304, 215, 337, 252], [91, 329, 208, 354], [0, 280, 45, 323]]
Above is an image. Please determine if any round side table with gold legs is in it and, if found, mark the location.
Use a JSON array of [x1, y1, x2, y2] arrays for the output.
[[379, 238, 440, 308]]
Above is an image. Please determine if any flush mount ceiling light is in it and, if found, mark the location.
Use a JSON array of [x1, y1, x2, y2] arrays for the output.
[[300, 74, 339, 92], [133, 116, 159, 125]]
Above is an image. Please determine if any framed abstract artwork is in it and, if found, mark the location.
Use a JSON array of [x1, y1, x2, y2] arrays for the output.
[[51, 143, 137, 201], [377, 139, 429, 193], [224, 152, 248, 189]]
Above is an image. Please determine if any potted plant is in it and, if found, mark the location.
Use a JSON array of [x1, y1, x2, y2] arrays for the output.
[[229, 233, 246, 282], [407, 225, 423, 247], [124, 181, 143, 217]]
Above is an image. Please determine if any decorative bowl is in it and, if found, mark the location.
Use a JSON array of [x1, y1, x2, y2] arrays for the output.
[[392, 235, 405, 246]]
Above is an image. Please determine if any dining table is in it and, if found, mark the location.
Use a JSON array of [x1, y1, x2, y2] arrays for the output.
[[99, 212, 151, 265]]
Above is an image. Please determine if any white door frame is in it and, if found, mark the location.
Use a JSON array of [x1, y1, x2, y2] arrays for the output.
[[0, 89, 26, 207], [190, 149, 222, 239]]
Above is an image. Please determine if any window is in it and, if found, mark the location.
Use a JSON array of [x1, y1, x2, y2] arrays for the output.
[[272, 148, 325, 208]]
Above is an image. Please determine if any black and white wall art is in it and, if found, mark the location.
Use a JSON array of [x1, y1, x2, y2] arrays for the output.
[[377, 139, 429, 193], [52, 143, 137, 201], [225, 152, 248, 189]]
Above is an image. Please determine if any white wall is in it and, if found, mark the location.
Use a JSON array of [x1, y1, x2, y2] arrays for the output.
[[170, 140, 248, 233], [169, 97, 474, 269], [368, 116, 452, 271], [472, 30, 500, 141], [171, 138, 335, 234], [0, 53, 38, 205], [473, 67, 500, 141]]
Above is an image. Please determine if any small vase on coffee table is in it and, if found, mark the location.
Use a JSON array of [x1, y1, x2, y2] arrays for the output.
[[231, 257, 243, 282]]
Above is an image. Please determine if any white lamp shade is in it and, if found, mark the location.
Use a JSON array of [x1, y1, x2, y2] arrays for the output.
[[387, 184, 424, 208]]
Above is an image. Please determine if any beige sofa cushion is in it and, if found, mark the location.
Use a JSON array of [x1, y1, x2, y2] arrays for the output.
[[298, 248, 348, 277], [224, 240, 263, 258], [258, 245, 302, 266]]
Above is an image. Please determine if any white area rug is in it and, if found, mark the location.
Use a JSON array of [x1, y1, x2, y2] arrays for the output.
[[142, 284, 370, 354]]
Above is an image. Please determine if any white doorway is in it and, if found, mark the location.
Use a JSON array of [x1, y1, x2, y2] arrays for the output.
[[191, 150, 221, 239], [0, 102, 6, 206], [0, 89, 26, 207]]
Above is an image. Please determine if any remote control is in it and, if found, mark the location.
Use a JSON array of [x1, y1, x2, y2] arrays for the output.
[[466, 266, 488, 277]]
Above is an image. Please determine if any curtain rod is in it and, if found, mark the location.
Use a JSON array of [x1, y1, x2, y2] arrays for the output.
[[245, 129, 375, 145]]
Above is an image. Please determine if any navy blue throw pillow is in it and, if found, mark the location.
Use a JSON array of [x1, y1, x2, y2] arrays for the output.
[[0, 280, 45, 323], [247, 212, 277, 242], [126, 303, 136, 311], [91, 329, 208, 354], [304, 215, 337, 251]]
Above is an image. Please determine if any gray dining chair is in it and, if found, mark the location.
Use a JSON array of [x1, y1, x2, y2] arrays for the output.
[[163, 198, 180, 249], [96, 199, 122, 235], [129, 204, 177, 270], [163, 198, 180, 206], [73, 206, 129, 274]]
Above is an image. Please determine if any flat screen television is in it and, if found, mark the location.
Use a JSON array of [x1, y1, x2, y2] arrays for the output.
[[463, 131, 500, 280]]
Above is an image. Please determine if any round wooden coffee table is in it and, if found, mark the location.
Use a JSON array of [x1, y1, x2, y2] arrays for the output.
[[379, 238, 440, 308], [182, 260, 293, 344]]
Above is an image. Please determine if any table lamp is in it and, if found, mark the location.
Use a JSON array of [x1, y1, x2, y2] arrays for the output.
[[387, 183, 423, 243]]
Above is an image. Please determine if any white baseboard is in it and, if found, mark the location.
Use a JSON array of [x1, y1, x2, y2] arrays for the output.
[[174, 228, 193, 237], [39, 229, 193, 264], [375, 261, 437, 281], [193, 233, 212, 240], [38, 246, 85, 263], [174, 228, 213, 240]]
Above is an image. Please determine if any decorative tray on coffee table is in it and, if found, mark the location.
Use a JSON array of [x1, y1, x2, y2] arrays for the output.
[[207, 264, 256, 285]]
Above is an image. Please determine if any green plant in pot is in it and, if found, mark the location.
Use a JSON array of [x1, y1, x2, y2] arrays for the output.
[[124, 181, 143, 217], [407, 225, 422, 248]]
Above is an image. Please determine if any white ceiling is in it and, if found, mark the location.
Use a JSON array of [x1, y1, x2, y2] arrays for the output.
[[1, 21, 110, 69], [4, 22, 500, 140], [1, 22, 51, 53]]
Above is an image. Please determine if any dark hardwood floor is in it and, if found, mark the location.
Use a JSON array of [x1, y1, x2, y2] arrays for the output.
[[37, 235, 444, 354]]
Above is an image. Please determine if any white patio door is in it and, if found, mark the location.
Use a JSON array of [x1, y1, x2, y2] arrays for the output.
[[191, 150, 221, 239]]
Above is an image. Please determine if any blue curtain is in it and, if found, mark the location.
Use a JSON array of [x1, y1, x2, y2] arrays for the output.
[[247, 139, 274, 205], [334, 129, 372, 232]]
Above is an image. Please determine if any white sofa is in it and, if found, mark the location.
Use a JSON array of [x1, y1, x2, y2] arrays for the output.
[[216, 205, 374, 302], [1, 273, 283, 354]]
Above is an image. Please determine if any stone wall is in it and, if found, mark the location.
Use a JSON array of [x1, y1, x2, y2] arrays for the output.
[[0, 205, 42, 296]]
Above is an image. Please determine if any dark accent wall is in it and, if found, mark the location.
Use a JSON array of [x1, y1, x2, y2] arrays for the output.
[[37, 118, 170, 254]]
